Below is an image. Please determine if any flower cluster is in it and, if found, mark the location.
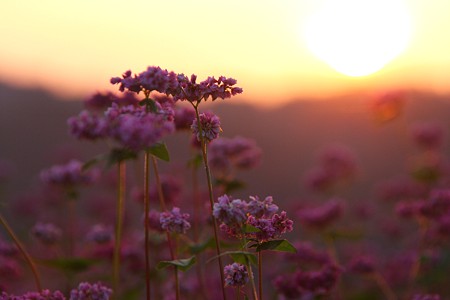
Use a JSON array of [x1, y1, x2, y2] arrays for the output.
[[32, 222, 62, 245], [304, 144, 358, 192], [69, 282, 112, 300], [191, 111, 222, 143], [296, 198, 343, 229], [411, 122, 443, 150], [174, 74, 243, 103], [85, 224, 113, 244], [208, 136, 262, 177], [273, 264, 342, 298], [213, 194, 293, 242], [159, 207, 191, 234], [223, 263, 250, 287], [40, 160, 98, 187]]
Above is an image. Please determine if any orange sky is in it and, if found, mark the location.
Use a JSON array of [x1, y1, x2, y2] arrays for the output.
[[1, 0, 450, 106]]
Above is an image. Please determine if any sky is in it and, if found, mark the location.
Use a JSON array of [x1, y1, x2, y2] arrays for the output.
[[1, 0, 450, 106]]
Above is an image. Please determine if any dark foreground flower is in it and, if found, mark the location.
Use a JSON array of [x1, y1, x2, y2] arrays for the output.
[[69, 282, 112, 300], [224, 263, 249, 287]]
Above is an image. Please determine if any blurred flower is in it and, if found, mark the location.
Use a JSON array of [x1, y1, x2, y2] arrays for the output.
[[284, 242, 331, 266], [69, 282, 112, 300], [297, 198, 343, 229], [411, 122, 443, 150], [160, 207, 191, 234], [295, 264, 342, 294], [85, 224, 113, 244], [67, 110, 109, 140], [347, 255, 376, 274], [144, 210, 164, 233], [376, 177, 427, 202], [0, 257, 21, 279], [273, 273, 302, 299], [174, 106, 196, 130], [419, 188, 450, 219], [412, 294, 441, 300], [223, 263, 249, 287], [370, 89, 406, 123], [149, 175, 182, 205], [32, 222, 62, 245], [40, 160, 98, 187], [191, 111, 222, 143]]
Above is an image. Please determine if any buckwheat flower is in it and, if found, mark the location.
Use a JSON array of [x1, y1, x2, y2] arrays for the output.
[[419, 189, 450, 219], [174, 74, 242, 103], [67, 110, 109, 140], [40, 160, 98, 186], [297, 198, 343, 229], [347, 255, 376, 274], [174, 106, 196, 131], [320, 144, 358, 179], [412, 294, 441, 300], [191, 111, 221, 142], [223, 263, 249, 287], [69, 282, 112, 300], [247, 211, 293, 242], [411, 122, 443, 150], [160, 207, 191, 234], [0, 240, 18, 257], [295, 264, 342, 294], [273, 274, 302, 299], [213, 194, 248, 226], [109, 113, 175, 152], [149, 175, 182, 205], [144, 210, 164, 233], [32, 222, 62, 245], [85, 224, 113, 244], [110, 70, 141, 93], [246, 196, 279, 218]]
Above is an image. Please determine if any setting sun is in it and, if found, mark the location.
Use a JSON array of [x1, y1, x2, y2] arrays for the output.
[[303, 0, 412, 77]]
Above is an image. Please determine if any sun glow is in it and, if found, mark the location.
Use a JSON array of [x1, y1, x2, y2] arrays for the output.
[[303, 0, 412, 77]]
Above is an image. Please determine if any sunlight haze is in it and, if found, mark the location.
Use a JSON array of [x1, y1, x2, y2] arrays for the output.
[[1, 0, 450, 105]]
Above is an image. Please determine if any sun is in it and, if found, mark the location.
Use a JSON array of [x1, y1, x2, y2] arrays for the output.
[[303, 0, 412, 77]]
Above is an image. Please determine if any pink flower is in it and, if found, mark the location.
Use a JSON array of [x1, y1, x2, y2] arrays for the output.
[[191, 111, 222, 142]]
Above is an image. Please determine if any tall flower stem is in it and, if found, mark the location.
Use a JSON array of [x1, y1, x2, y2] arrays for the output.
[[243, 238, 258, 300], [0, 213, 42, 291], [151, 156, 179, 300], [113, 161, 126, 298], [192, 104, 227, 300], [144, 152, 152, 300], [258, 251, 263, 300]]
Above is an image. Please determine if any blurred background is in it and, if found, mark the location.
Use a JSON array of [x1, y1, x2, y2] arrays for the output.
[[1, 0, 449, 198]]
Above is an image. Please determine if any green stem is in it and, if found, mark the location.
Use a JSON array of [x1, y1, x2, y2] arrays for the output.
[[243, 239, 258, 300], [112, 161, 126, 298], [0, 213, 42, 291], [144, 152, 152, 300], [193, 104, 227, 300]]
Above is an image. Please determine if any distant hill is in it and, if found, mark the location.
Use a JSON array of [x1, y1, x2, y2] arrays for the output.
[[0, 83, 449, 206]]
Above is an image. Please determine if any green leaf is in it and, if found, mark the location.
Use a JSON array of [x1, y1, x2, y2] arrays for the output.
[[139, 98, 158, 113], [188, 237, 215, 255], [157, 256, 196, 272], [256, 239, 297, 253], [148, 142, 170, 162], [107, 148, 138, 166], [39, 258, 96, 273]]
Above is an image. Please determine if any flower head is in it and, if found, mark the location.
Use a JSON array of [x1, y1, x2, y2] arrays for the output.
[[213, 195, 248, 226], [67, 110, 109, 140], [160, 207, 191, 234], [297, 198, 343, 229], [85, 224, 113, 244], [69, 282, 112, 300], [40, 160, 98, 186], [32, 222, 62, 245], [191, 111, 222, 143], [224, 263, 249, 287]]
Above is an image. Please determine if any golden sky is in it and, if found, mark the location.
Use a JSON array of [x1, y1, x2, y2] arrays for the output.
[[1, 0, 450, 106]]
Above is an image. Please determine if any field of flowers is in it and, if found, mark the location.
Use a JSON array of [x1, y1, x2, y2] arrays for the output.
[[0, 67, 449, 300]]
